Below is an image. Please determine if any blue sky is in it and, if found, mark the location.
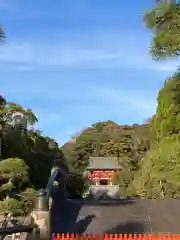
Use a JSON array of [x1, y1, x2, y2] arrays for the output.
[[0, 0, 178, 145]]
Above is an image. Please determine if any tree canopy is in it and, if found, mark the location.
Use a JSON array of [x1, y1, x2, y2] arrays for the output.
[[0, 95, 67, 214], [144, 2, 180, 58], [127, 3, 180, 198], [150, 71, 180, 143], [61, 121, 150, 195], [131, 69, 180, 196]]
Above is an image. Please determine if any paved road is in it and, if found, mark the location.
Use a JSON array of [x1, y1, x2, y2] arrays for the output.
[[51, 198, 180, 234]]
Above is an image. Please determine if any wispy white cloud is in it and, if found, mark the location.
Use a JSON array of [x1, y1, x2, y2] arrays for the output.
[[0, 40, 178, 72], [2, 78, 156, 120], [11, 65, 34, 71], [152, 63, 179, 72], [48, 85, 157, 144], [118, 50, 179, 73], [0, 42, 121, 69], [1, 76, 157, 144], [98, 87, 157, 117]]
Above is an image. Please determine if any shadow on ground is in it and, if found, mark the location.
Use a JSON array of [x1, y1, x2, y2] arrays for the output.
[[51, 199, 95, 233], [51, 195, 136, 233], [50, 186, 138, 233], [51, 198, 81, 233], [104, 221, 145, 234], [75, 214, 96, 234], [51, 192, 96, 233], [51, 189, 180, 234], [83, 199, 136, 206]]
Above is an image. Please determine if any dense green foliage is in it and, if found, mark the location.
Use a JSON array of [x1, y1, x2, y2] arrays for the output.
[[0, 95, 66, 214], [132, 71, 180, 199], [132, 139, 180, 199], [62, 121, 149, 172], [151, 71, 180, 143], [130, 1, 180, 198], [0, 96, 64, 188], [61, 121, 150, 195], [144, 2, 180, 58]]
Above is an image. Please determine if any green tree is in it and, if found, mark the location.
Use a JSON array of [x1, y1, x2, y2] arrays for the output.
[[0, 158, 29, 199], [132, 71, 180, 199], [132, 139, 180, 199], [66, 173, 86, 198], [151, 71, 180, 143], [0, 93, 72, 212], [112, 170, 134, 190], [0, 96, 65, 190], [0, 158, 31, 214], [144, 2, 180, 58]]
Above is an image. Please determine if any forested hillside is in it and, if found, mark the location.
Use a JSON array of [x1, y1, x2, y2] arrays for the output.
[[62, 122, 150, 169], [61, 121, 150, 195], [62, 71, 180, 199]]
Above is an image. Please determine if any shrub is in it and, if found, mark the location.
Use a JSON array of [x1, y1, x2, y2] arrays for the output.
[[1, 198, 24, 216], [132, 139, 180, 199]]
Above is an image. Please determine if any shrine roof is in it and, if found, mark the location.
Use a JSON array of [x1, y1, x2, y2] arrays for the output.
[[87, 156, 121, 170]]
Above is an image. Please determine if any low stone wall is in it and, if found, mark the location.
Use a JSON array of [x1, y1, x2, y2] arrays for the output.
[[89, 185, 119, 198]]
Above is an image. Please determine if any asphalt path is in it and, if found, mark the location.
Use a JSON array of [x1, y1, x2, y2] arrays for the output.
[[51, 197, 180, 234]]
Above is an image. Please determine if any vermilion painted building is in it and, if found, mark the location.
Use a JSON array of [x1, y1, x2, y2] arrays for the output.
[[87, 157, 121, 186]]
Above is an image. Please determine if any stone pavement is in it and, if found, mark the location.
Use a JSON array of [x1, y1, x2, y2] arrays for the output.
[[51, 198, 180, 234]]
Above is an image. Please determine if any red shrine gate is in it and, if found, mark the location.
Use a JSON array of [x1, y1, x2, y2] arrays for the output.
[[89, 170, 116, 185], [87, 157, 121, 186]]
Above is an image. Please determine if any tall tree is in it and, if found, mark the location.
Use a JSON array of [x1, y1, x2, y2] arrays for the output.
[[144, 2, 180, 58], [0, 96, 64, 189], [151, 71, 180, 143]]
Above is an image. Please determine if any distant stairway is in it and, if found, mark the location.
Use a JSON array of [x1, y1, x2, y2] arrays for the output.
[[89, 185, 119, 198]]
